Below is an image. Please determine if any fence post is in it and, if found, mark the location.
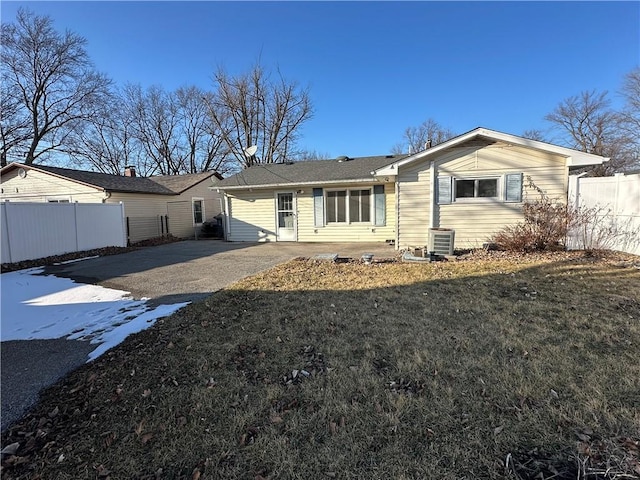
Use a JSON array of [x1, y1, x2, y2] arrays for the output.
[[2, 203, 13, 263], [73, 202, 79, 251], [120, 202, 127, 247], [613, 173, 623, 218]]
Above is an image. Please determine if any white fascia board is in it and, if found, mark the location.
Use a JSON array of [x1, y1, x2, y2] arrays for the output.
[[372, 127, 608, 175], [216, 177, 378, 191], [566, 155, 610, 167]]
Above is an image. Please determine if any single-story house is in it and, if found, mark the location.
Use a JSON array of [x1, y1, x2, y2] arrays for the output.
[[214, 127, 608, 250], [0, 163, 223, 243]]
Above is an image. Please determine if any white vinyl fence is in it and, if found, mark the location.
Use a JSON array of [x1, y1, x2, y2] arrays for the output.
[[1, 202, 126, 264], [568, 173, 640, 255]]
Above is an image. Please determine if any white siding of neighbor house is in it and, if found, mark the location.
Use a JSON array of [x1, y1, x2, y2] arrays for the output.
[[225, 182, 396, 243], [107, 192, 169, 216], [0, 168, 105, 203], [106, 192, 170, 243], [0, 168, 222, 243], [397, 143, 568, 249], [107, 180, 222, 241], [165, 180, 222, 239]]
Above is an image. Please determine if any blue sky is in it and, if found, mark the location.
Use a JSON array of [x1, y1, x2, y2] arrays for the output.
[[2, 1, 638, 157]]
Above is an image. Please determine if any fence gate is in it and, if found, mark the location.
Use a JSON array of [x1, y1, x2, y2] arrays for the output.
[[568, 173, 640, 255]]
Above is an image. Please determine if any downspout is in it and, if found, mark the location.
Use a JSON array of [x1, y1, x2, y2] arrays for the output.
[[395, 179, 400, 250], [222, 191, 231, 241], [429, 160, 436, 228]]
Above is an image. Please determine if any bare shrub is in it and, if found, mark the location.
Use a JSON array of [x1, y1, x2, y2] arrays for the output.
[[492, 177, 637, 253], [491, 179, 572, 252]]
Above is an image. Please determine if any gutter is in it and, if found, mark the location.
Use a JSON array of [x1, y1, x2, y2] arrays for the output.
[[215, 177, 378, 192], [429, 160, 436, 229]]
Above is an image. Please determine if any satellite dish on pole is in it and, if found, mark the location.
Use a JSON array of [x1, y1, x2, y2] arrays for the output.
[[244, 145, 258, 157]]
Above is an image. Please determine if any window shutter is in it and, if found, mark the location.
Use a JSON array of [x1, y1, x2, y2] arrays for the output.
[[437, 176, 452, 204], [505, 173, 523, 202], [373, 185, 385, 226], [313, 188, 324, 227]]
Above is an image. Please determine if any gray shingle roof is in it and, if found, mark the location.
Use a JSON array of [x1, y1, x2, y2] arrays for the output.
[[216, 155, 405, 189], [28, 165, 177, 195], [2, 164, 222, 195], [150, 172, 221, 194]]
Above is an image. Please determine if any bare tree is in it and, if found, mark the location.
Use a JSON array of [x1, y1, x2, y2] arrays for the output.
[[545, 90, 636, 174], [207, 64, 313, 169], [0, 8, 111, 166], [176, 86, 232, 175], [0, 81, 29, 166], [291, 148, 332, 161], [125, 84, 185, 175], [65, 87, 152, 175], [521, 129, 548, 142], [619, 67, 640, 169], [620, 67, 640, 133], [391, 118, 456, 155]]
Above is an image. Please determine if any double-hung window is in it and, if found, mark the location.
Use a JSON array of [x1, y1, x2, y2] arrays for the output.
[[326, 189, 371, 224], [437, 173, 522, 204], [455, 178, 498, 199], [192, 198, 204, 224]]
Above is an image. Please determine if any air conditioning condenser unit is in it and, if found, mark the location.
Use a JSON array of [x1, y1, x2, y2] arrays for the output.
[[428, 228, 455, 256]]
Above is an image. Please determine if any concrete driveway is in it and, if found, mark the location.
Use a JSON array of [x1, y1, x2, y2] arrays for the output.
[[42, 240, 400, 305], [2, 240, 399, 431]]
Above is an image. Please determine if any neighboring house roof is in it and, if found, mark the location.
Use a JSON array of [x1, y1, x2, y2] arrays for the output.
[[215, 155, 407, 190], [0, 163, 220, 195], [150, 171, 222, 194], [373, 127, 609, 176]]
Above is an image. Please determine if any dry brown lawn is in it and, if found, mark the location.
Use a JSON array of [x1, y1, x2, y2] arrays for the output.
[[2, 251, 639, 479]]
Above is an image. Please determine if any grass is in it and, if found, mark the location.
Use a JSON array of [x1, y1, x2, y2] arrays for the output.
[[2, 251, 639, 479]]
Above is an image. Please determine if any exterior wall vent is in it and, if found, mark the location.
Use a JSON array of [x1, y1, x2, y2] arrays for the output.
[[428, 228, 455, 256]]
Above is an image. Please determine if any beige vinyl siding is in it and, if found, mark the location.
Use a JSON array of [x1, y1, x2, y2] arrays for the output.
[[227, 190, 277, 242], [107, 193, 170, 216], [297, 183, 396, 242], [225, 183, 396, 243], [437, 144, 568, 248], [397, 162, 431, 248], [167, 200, 196, 238], [107, 193, 171, 243], [165, 180, 222, 238], [175, 180, 222, 221], [0, 169, 105, 203]]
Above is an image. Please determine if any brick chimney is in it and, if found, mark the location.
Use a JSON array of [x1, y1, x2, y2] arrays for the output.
[[124, 166, 136, 177]]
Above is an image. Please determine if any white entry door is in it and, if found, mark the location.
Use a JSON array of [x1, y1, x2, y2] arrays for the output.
[[276, 192, 297, 241]]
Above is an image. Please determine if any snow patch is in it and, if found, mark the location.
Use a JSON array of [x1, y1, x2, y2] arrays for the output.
[[1, 269, 188, 361]]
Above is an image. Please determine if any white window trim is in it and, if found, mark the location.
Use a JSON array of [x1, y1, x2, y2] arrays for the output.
[[192, 197, 205, 225], [324, 187, 373, 225], [453, 176, 502, 203], [46, 196, 72, 203]]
